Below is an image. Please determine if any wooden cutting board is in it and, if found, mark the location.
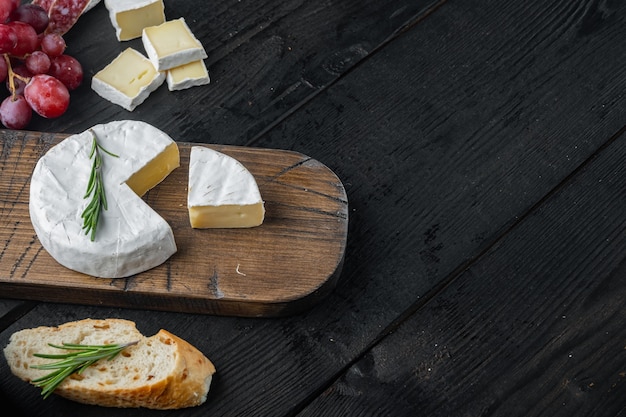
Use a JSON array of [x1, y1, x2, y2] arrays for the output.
[[0, 129, 348, 317]]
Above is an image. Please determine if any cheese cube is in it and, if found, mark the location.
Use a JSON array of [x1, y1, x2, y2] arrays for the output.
[[142, 18, 207, 71], [188, 147, 265, 229], [91, 48, 165, 111], [166, 60, 210, 91], [104, 0, 165, 41]]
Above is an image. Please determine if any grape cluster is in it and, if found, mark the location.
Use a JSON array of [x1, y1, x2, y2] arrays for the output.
[[0, 1, 83, 129]]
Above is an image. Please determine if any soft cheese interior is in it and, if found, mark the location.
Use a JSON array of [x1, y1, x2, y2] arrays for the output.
[[166, 60, 210, 91], [188, 146, 265, 229], [142, 18, 207, 71], [126, 142, 179, 196], [29, 120, 179, 278], [91, 48, 165, 112], [105, 0, 165, 41]]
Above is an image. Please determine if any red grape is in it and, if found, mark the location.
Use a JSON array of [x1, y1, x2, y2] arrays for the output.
[[9, 4, 49, 34], [0, 1, 85, 128], [48, 54, 82, 90], [0, 0, 17, 23], [0, 94, 32, 129], [7, 21, 39, 57], [24, 74, 70, 118], [25, 50, 51, 74], [0, 23, 18, 54], [6, 64, 32, 95], [40, 33, 66, 57]]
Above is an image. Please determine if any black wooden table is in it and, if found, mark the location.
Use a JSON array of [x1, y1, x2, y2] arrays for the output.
[[1, 0, 625, 415]]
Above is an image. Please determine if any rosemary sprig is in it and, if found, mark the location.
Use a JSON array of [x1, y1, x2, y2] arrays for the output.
[[81, 129, 118, 241], [31, 341, 138, 399]]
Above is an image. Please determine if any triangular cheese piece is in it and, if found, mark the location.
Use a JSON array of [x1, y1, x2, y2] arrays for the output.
[[29, 120, 179, 278], [187, 146, 265, 228]]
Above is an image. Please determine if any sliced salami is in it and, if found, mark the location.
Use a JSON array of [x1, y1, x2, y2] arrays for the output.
[[34, 0, 100, 15], [45, 0, 91, 35]]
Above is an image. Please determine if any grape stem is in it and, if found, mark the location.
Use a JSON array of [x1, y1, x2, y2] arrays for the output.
[[3, 53, 32, 99]]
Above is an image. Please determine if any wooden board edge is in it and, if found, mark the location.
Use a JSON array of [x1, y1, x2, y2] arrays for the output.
[[0, 253, 345, 317], [0, 129, 350, 316]]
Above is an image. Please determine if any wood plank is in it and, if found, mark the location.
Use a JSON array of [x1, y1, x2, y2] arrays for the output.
[[1, 0, 625, 416], [0, 301, 36, 333], [0, 130, 348, 317], [296, 132, 626, 417], [242, 0, 626, 354], [26, 0, 442, 141], [163, 0, 626, 415], [0, 300, 21, 318]]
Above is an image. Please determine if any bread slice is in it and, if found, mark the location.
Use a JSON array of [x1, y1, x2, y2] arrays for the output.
[[3, 318, 216, 409]]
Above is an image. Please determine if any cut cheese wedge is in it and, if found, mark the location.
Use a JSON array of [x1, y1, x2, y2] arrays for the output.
[[142, 18, 207, 71], [91, 48, 165, 111], [188, 146, 265, 228], [104, 0, 165, 41], [166, 60, 210, 91], [29, 120, 179, 278]]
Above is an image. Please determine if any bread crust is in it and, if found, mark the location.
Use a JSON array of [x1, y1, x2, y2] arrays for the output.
[[3, 319, 216, 409]]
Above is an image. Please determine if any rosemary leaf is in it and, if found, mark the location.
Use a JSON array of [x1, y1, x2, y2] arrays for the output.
[[31, 341, 138, 399], [81, 130, 119, 241], [88, 135, 96, 157]]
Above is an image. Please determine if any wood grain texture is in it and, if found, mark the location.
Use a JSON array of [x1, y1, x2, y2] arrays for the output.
[[297, 131, 626, 417], [0, 0, 624, 416], [0, 301, 34, 334], [247, 0, 626, 361], [0, 130, 348, 317], [25, 0, 440, 141]]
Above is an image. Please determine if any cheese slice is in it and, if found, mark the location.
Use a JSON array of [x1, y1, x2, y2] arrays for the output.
[[29, 120, 179, 278], [166, 60, 210, 91], [187, 146, 265, 228], [104, 0, 165, 41], [142, 18, 207, 71], [91, 48, 165, 111]]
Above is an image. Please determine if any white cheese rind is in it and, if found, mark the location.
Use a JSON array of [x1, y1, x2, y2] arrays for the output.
[[91, 48, 165, 111], [166, 60, 210, 91], [84, 0, 102, 12], [188, 146, 264, 228], [142, 18, 208, 71], [104, 0, 165, 41], [29, 120, 178, 278]]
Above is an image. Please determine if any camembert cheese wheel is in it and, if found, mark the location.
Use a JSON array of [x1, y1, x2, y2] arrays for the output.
[[29, 120, 179, 278], [187, 146, 265, 228]]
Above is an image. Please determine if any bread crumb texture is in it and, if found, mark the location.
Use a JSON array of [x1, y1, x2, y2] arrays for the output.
[[3, 318, 216, 409]]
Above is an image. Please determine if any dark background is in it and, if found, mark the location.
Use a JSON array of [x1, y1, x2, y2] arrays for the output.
[[0, 0, 624, 416]]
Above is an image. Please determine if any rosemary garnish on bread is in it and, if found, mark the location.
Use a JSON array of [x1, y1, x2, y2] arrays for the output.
[[81, 129, 118, 241], [31, 341, 138, 399], [5, 319, 216, 408]]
